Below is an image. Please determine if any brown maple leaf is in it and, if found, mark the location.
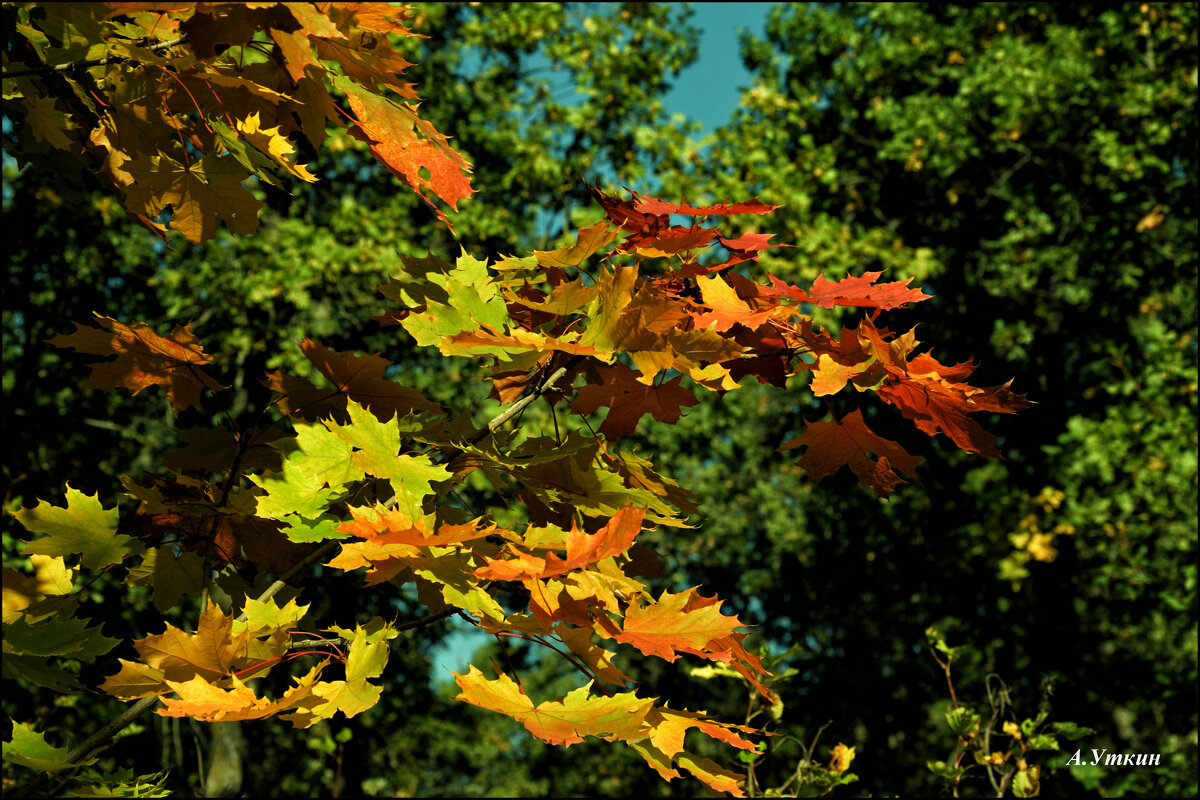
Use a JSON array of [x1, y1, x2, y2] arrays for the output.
[[572, 364, 699, 439], [122, 154, 264, 244], [49, 313, 226, 412], [780, 409, 923, 498], [299, 338, 443, 421]]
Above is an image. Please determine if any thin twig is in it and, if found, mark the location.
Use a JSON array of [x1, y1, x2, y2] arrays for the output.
[[240, 541, 340, 619], [385, 354, 583, 507], [286, 606, 461, 650]]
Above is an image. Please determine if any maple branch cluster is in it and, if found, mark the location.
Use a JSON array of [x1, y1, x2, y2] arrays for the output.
[[13, 181, 1026, 796], [5, 4, 1028, 797], [3, 2, 472, 243]]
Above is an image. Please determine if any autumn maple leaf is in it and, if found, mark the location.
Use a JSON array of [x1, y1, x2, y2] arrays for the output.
[[453, 666, 654, 747], [629, 192, 781, 217], [781, 409, 923, 498], [572, 364, 699, 439], [613, 588, 746, 663], [339, 77, 475, 229], [854, 318, 1030, 456], [49, 313, 226, 412], [474, 507, 646, 581], [692, 274, 777, 332], [764, 271, 931, 311], [122, 154, 264, 244], [297, 338, 443, 420]]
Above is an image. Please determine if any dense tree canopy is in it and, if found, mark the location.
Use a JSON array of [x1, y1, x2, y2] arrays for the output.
[[3, 2, 1196, 798], [649, 3, 1198, 796]]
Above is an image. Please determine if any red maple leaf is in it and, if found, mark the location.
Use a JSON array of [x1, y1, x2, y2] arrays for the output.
[[630, 194, 781, 217], [589, 185, 665, 237], [626, 225, 719, 257], [590, 187, 782, 258], [854, 318, 1030, 456]]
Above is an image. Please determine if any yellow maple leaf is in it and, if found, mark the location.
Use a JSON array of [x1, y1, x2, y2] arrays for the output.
[[236, 112, 317, 182]]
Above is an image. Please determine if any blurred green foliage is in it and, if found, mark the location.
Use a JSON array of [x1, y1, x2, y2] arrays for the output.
[[3, 2, 1196, 797]]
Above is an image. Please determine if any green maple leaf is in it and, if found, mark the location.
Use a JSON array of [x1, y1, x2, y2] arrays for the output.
[[238, 597, 310, 637], [22, 95, 76, 150], [326, 401, 449, 519], [126, 547, 205, 613], [292, 420, 365, 489], [406, 549, 508, 622], [3, 656, 84, 692], [2, 617, 119, 659], [395, 252, 511, 351], [16, 485, 141, 570], [331, 400, 402, 477], [3, 721, 97, 773], [280, 516, 347, 543], [249, 460, 339, 520]]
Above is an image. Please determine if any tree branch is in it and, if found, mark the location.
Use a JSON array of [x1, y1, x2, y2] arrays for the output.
[[440, 354, 584, 463], [286, 607, 461, 650]]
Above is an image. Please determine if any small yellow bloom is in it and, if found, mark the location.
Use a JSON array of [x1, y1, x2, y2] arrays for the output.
[[829, 743, 856, 774]]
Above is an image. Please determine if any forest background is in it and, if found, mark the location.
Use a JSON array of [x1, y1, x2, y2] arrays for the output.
[[2, 2, 1196, 797]]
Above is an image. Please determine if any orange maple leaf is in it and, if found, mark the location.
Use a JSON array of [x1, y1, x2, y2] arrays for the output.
[[99, 602, 265, 700], [339, 506, 497, 547], [765, 270, 931, 310], [645, 706, 761, 758], [692, 274, 777, 333], [49, 313, 226, 412], [157, 667, 324, 724], [475, 507, 646, 581], [612, 588, 747, 663], [340, 80, 474, 228], [855, 318, 1030, 456]]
